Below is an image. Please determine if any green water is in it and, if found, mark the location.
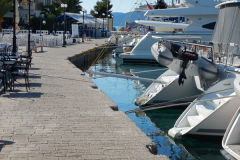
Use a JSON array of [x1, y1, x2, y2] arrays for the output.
[[86, 52, 225, 160]]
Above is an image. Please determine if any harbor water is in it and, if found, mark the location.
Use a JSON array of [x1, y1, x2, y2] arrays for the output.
[[85, 51, 225, 160]]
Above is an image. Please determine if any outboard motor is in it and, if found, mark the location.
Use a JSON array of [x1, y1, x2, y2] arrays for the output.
[[163, 41, 184, 57], [153, 0, 167, 9], [171, 44, 184, 57], [178, 51, 198, 85]]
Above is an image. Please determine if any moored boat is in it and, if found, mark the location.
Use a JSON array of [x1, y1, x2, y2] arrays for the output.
[[168, 1, 240, 138]]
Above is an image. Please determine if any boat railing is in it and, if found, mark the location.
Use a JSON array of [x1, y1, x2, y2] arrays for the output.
[[152, 37, 240, 67], [224, 68, 240, 75], [150, 31, 213, 34], [154, 37, 216, 63]]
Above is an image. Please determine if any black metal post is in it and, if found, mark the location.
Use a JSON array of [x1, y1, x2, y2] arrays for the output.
[[28, 0, 31, 54], [40, 16, 42, 36], [102, 17, 104, 37], [12, 0, 17, 54], [108, 15, 109, 31], [82, 11, 84, 43], [62, 7, 66, 47], [95, 16, 97, 39]]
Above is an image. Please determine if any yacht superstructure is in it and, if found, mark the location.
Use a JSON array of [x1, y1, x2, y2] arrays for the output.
[[119, 0, 221, 63]]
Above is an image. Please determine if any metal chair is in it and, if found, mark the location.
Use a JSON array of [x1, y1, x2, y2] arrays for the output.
[[11, 55, 31, 92]]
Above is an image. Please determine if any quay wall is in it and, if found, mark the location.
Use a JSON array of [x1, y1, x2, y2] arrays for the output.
[[68, 45, 113, 71]]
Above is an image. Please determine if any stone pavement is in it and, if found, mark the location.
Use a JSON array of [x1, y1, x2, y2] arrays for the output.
[[0, 38, 169, 159]]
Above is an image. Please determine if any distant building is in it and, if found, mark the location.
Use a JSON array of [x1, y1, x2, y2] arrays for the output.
[[2, 0, 61, 29]]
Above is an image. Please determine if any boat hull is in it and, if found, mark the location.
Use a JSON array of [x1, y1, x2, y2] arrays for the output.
[[169, 76, 239, 138], [221, 76, 240, 160], [134, 69, 203, 106], [186, 96, 240, 136]]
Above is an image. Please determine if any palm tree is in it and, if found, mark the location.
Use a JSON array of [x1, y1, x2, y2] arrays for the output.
[[0, 0, 12, 32], [61, 0, 82, 13], [90, 0, 113, 18], [39, 3, 62, 32]]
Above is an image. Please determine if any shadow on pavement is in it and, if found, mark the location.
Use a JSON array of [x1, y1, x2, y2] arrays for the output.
[[0, 140, 15, 152]]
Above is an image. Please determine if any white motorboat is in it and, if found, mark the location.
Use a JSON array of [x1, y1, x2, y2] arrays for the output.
[[135, 36, 219, 106], [119, 0, 221, 63], [168, 1, 240, 138], [221, 75, 240, 160], [110, 33, 144, 55], [168, 73, 239, 138]]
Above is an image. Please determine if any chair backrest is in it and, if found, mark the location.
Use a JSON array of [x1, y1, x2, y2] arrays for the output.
[[5, 44, 13, 55]]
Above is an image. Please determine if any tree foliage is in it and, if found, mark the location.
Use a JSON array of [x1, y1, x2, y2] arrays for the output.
[[90, 0, 113, 18], [61, 0, 82, 13], [0, 0, 12, 22], [30, 16, 57, 32], [40, 3, 62, 19], [30, 3, 63, 32], [0, 0, 12, 31]]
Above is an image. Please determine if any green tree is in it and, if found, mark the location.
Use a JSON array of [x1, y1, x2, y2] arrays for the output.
[[61, 0, 82, 13], [40, 3, 62, 19], [0, 0, 12, 32], [90, 0, 113, 18], [30, 16, 56, 32], [38, 3, 62, 32]]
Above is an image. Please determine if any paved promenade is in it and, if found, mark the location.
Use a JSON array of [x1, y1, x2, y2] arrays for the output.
[[0, 38, 169, 159]]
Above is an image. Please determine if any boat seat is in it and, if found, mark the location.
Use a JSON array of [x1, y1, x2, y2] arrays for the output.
[[196, 103, 215, 117], [187, 115, 204, 127]]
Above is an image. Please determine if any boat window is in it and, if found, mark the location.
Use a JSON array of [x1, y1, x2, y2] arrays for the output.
[[202, 22, 216, 30]]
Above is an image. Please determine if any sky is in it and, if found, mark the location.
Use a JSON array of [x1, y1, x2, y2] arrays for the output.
[[82, 0, 165, 14]]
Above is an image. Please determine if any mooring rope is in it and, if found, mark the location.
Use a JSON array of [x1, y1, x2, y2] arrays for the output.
[[86, 0, 142, 72], [125, 87, 234, 114], [131, 68, 168, 74]]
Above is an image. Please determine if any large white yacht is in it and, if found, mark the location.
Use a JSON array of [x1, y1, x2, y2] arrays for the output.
[[168, 1, 240, 138], [119, 0, 221, 63]]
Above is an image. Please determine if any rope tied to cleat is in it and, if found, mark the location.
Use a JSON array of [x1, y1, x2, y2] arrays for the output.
[[125, 87, 234, 114]]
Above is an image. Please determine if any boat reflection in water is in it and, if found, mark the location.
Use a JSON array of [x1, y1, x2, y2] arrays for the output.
[[86, 51, 225, 160]]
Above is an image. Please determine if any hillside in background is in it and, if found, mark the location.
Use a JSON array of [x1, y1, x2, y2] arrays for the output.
[[112, 11, 146, 27]]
